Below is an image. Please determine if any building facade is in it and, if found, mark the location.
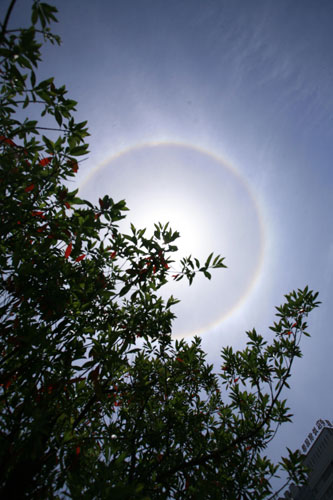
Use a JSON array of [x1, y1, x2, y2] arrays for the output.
[[279, 419, 333, 500]]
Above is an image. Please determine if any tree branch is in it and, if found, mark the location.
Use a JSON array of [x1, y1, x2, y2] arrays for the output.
[[0, 0, 17, 41]]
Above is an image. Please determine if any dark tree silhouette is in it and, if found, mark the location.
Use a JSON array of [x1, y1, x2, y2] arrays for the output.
[[0, 2, 320, 498]]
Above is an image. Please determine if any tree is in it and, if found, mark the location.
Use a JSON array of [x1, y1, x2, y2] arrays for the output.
[[0, 2, 320, 499]]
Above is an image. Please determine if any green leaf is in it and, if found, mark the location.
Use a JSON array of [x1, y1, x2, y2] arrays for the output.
[[119, 283, 132, 297], [70, 144, 89, 156], [205, 252, 213, 267], [54, 109, 62, 126]]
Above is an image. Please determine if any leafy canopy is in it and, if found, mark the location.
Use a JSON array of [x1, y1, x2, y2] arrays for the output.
[[0, 2, 320, 499]]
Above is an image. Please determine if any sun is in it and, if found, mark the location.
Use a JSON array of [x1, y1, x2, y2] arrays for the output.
[[80, 142, 264, 337]]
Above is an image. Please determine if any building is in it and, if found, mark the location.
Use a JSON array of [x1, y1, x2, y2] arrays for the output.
[[279, 419, 333, 500]]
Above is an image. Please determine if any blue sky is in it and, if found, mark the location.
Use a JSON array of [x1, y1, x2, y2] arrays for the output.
[[10, 0, 333, 487]]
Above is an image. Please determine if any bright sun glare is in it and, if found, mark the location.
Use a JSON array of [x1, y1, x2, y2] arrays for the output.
[[80, 143, 264, 337]]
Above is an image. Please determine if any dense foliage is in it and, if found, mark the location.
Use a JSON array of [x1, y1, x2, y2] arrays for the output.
[[0, 2, 320, 499]]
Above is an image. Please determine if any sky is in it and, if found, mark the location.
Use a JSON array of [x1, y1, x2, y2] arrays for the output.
[[9, 0, 333, 490]]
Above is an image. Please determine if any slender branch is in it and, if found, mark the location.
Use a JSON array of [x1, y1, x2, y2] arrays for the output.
[[268, 478, 291, 500], [0, 0, 17, 41], [3, 100, 46, 105], [6, 28, 46, 35], [129, 392, 151, 480], [28, 126, 69, 132]]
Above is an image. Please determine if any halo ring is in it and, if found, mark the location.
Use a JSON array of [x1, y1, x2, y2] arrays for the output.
[[80, 141, 265, 337]]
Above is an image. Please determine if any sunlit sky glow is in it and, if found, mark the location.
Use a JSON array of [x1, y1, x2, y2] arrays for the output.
[[10, 0, 333, 486], [80, 142, 265, 337]]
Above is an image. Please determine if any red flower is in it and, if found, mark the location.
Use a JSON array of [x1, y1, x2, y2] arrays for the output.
[[75, 254, 86, 262], [37, 224, 48, 233], [65, 243, 72, 259], [176, 357, 184, 363], [234, 377, 239, 383], [31, 211, 45, 218], [25, 184, 34, 192], [72, 162, 78, 173], [4, 380, 12, 390], [0, 135, 16, 147], [64, 201, 71, 209], [110, 251, 116, 259], [163, 263, 169, 269], [76, 446, 81, 455], [39, 157, 51, 166], [172, 274, 179, 279]]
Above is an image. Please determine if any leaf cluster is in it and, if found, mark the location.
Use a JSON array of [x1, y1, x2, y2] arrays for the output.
[[0, 3, 320, 499]]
